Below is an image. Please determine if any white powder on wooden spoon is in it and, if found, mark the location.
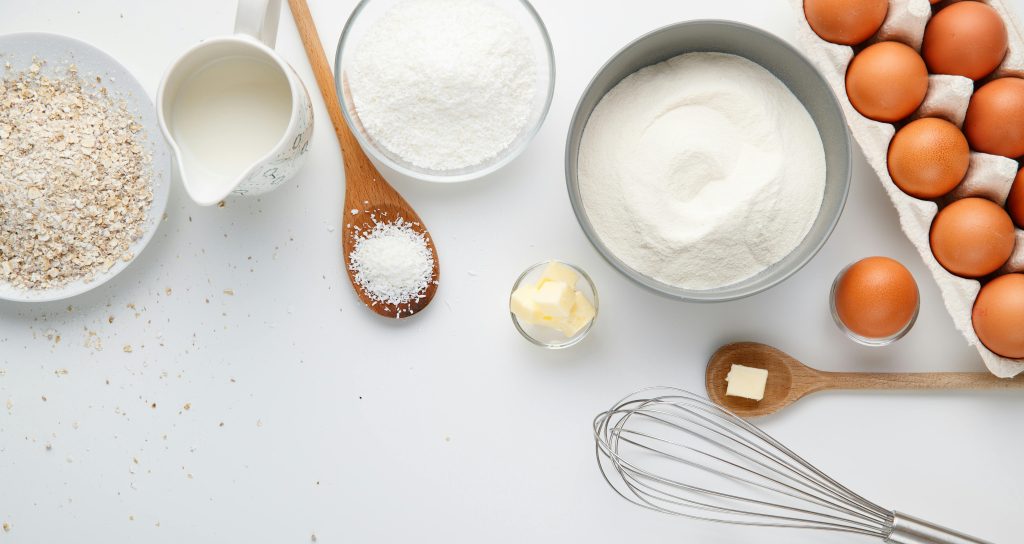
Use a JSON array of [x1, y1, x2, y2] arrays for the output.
[[348, 218, 434, 307], [578, 53, 826, 290]]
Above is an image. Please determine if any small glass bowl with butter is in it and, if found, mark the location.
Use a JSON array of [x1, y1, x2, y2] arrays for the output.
[[509, 261, 598, 349]]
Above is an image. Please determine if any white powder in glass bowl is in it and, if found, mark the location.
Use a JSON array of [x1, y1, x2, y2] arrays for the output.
[[578, 52, 826, 290], [348, 0, 538, 172]]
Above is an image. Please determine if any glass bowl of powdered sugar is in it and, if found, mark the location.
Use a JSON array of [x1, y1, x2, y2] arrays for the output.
[[336, 0, 555, 183]]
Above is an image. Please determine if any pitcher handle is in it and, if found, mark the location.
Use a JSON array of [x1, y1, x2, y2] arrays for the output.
[[235, 0, 282, 48]]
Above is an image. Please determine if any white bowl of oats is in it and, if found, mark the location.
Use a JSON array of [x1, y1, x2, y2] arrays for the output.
[[0, 33, 171, 302]]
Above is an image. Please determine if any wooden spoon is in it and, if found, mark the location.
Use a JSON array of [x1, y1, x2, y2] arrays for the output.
[[288, 0, 439, 318], [705, 342, 1024, 418]]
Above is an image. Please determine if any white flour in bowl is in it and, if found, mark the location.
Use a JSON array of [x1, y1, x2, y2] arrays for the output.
[[348, 0, 537, 172], [578, 52, 826, 290]]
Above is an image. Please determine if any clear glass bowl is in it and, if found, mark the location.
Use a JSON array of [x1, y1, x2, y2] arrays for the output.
[[335, 0, 555, 183], [829, 261, 920, 347], [509, 261, 598, 349]]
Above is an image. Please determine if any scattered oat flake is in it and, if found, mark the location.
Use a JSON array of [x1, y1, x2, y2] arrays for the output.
[[2, 521, 9, 532], [223, 289, 234, 296], [123, 344, 133, 353], [183, 402, 191, 411], [54, 368, 68, 377]]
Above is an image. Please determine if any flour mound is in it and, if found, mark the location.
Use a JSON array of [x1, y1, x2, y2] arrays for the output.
[[578, 53, 827, 290]]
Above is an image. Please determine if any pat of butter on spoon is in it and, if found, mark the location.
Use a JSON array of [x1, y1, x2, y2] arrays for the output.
[[725, 364, 768, 401]]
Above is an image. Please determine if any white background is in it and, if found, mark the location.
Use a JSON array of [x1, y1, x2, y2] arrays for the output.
[[1, 1, 1022, 542]]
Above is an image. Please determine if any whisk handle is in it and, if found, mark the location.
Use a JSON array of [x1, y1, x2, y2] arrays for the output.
[[888, 512, 994, 544]]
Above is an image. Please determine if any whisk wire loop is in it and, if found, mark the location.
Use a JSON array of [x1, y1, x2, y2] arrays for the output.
[[594, 387, 895, 538]]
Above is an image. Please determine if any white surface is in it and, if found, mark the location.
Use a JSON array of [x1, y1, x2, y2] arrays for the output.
[[0, 1, 1022, 542]]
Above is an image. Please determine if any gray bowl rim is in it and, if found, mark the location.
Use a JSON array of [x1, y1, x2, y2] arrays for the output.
[[564, 19, 852, 303]]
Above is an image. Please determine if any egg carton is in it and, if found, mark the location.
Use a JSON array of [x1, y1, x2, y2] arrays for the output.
[[787, 0, 1024, 377]]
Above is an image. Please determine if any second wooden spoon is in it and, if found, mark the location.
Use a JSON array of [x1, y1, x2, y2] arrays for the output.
[[289, 0, 440, 318], [705, 342, 1023, 417]]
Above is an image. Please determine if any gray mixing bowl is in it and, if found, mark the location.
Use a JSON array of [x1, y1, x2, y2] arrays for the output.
[[566, 20, 851, 302]]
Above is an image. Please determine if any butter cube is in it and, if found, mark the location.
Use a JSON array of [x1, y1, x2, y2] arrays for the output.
[[725, 364, 768, 401], [534, 280, 574, 319], [558, 291, 596, 337], [510, 285, 544, 324], [540, 262, 579, 288]]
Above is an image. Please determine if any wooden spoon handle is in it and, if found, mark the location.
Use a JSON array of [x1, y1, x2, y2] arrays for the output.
[[287, 0, 368, 167], [822, 371, 1024, 391]]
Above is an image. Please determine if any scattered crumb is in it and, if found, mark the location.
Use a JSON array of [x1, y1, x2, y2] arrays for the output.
[[5, 398, 12, 411], [183, 403, 191, 411], [123, 344, 133, 353], [54, 368, 69, 377], [2, 521, 9, 532], [223, 289, 234, 296], [84, 330, 103, 351], [164, 287, 172, 296]]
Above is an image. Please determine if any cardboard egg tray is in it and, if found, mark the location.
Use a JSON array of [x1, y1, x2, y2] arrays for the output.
[[787, 0, 1024, 377]]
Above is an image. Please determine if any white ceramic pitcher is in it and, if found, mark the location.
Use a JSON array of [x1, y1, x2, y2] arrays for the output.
[[157, 0, 313, 206]]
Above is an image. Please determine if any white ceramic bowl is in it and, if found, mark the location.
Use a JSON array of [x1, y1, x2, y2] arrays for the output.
[[334, 0, 555, 183], [0, 33, 172, 302]]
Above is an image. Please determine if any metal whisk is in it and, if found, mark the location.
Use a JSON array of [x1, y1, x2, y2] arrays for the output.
[[594, 387, 992, 544]]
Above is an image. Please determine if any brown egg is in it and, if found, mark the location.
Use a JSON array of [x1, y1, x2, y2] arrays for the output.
[[1007, 167, 1024, 227], [923, 1, 1007, 81], [887, 118, 969, 199], [930, 198, 1016, 277], [973, 273, 1024, 358], [804, 0, 888, 46], [964, 77, 1024, 158], [846, 42, 929, 123], [834, 257, 919, 339]]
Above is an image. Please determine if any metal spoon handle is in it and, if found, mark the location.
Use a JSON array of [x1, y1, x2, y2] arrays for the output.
[[887, 512, 994, 544]]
